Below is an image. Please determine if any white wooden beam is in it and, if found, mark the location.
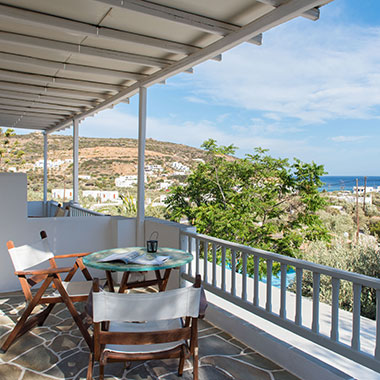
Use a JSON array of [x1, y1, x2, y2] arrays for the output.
[[0, 69, 126, 93], [48, 0, 326, 134], [0, 104, 73, 115], [0, 32, 174, 68], [43, 131, 48, 207], [95, 0, 263, 45], [301, 7, 320, 21], [0, 52, 148, 81], [0, 96, 84, 112], [0, 3, 200, 56], [72, 119, 79, 205], [0, 89, 96, 108], [0, 81, 109, 101], [0, 109, 64, 120], [0, 116, 51, 128], [251, 0, 320, 20]]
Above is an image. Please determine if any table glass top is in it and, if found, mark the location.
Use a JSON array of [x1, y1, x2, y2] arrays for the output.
[[83, 246, 193, 272]]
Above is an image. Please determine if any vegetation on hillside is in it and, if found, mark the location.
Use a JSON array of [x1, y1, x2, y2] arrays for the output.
[[0, 128, 25, 171]]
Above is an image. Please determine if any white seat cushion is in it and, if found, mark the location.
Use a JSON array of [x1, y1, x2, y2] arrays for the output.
[[49, 280, 93, 297], [104, 318, 186, 354]]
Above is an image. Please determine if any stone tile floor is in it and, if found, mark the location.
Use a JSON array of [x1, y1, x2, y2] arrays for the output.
[[0, 290, 300, 380]]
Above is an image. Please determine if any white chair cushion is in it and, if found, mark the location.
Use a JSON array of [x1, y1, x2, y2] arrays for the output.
[[104, 318, 186, 354], [49, 280, 93, 297]]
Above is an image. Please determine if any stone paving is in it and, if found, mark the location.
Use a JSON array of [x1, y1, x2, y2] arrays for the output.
[[0, 290, 300, 380]]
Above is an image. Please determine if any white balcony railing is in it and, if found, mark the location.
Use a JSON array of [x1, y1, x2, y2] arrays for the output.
[[67, 203, 106, 217], [180, 230, 380, 373]]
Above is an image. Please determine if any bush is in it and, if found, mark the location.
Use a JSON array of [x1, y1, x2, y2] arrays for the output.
[[293, 238, 380, 319], [369, 220, 380, 239]]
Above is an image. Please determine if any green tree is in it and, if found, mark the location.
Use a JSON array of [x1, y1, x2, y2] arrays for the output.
[[165, 139, 330, 258], [0, 128, 25, 171]]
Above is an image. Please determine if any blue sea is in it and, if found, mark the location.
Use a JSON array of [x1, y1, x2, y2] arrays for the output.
[[319, 176, 380, 192]]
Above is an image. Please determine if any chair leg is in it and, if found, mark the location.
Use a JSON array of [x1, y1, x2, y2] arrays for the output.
[[99, 363, 105, 380], [37, 304, 55, 326], [53, 277, 92, 349], [86, 352, 94, 380], [178, 346, 185, 376], [193, 347, 199, 380], [1, 277, 53, 352]]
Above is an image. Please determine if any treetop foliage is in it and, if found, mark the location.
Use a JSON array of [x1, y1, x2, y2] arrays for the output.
[[165, 139, 330, 257]]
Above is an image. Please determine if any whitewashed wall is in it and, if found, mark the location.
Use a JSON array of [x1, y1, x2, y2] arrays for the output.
[[0, 173, 192, 292], [0, 173, 138, 292]]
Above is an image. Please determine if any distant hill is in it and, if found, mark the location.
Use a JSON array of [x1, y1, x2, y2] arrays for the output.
[[6, 133, 209, 192]]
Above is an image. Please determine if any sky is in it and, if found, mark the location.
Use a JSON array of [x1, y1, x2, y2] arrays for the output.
[[14, 0, 380, 176]]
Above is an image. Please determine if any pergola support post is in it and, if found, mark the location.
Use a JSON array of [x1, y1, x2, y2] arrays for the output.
[[72, 119, 79, 205], [43, 131, 48, 216], [136, 86, 147, 246]]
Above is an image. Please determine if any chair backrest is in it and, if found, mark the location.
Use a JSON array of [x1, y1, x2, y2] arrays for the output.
[[93, 286, 201, 323], [7, 237, 54, 272]]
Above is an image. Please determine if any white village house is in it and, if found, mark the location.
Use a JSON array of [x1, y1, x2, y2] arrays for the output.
[[1, 1, 380, 379], [115, 175, 138, 188], [82, 190, 119, 202]]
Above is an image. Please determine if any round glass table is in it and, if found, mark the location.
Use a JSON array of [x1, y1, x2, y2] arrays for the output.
[[83, 247, 193, 292]]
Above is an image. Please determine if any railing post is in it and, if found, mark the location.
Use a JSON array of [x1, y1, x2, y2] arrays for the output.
[[253, 255, 259, 307], [352, 283, 362, 350], [295, 267, 303, 326], [195, 238, 200, 275], [312, 272, 320, 333], [187, 235, 193, 276], [280, 263, 287, 319], [242, 252, 247, 301], [331, 277, 340, 341], [266, 259, 272, 312], [221, 246, 226, 292], [212, 243, 217, 287], [375, 289, 380, 359], [231, 250, 236, 297], [203, 241, 208, 284], [179, 232, 188, 288]]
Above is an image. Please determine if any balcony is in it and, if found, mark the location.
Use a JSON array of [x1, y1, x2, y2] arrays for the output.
[[1, 172, 380, 379], [0, 289, 297, 380]]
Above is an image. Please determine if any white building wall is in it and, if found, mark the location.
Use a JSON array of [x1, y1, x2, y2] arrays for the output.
[[52, 188, 74, 199], [115, 175, 138, 188], [83, 190, 118, 202]]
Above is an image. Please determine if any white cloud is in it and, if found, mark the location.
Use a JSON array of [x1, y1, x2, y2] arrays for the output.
[[185, 19, 380, 124], [330, 135, 369, 142]]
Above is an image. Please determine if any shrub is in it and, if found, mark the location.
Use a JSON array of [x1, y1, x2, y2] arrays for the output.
[[293, 238, 380, 319]]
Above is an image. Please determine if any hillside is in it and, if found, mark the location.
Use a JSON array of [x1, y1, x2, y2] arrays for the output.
[[4, 132, 209, 198]]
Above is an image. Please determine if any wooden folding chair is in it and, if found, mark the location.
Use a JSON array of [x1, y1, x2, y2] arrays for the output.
[[1, 230, 94, 352], [87, 275, 205, 380]]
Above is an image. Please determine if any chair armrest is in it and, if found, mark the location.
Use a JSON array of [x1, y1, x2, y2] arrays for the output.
[[15, 267, 73, 276], [54, 252, 92, 259]]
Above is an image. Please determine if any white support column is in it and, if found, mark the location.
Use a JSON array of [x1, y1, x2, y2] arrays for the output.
[[136, 86, 147, 246], [43, 131, 48, 215], [72, 119, 79, 205]]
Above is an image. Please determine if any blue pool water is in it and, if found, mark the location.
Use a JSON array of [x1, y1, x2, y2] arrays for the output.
[[260, 268, 296, 288]]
